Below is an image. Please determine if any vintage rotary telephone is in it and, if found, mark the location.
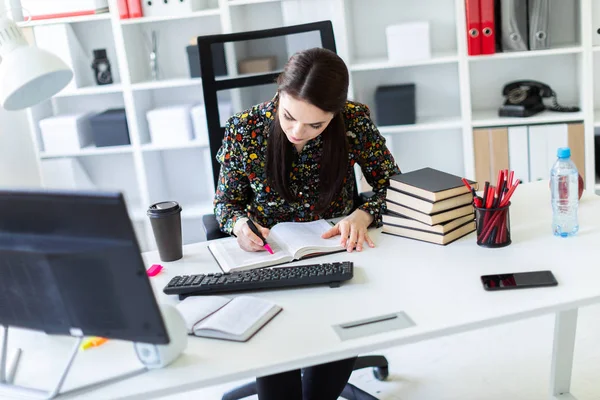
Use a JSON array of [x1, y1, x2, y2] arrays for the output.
[[498, 80, 580, 117]]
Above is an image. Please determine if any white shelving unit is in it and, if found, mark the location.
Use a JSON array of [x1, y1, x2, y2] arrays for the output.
[[19, 0, 600, 251]]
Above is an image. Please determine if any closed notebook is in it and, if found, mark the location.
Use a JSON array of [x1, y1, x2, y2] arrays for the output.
[[382, 220, 476, 246], [385, 200, 474, 226], [175, 295, 282, 342], [383, 212, 475, 235], [208, 219, 344, 273], [389, 168, 478, 202]]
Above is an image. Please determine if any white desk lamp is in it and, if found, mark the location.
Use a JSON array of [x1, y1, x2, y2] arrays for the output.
[[0, 15, 73, 110]]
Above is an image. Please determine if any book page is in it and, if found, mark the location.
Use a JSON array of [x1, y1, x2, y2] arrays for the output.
[[175, 296, 231, 334], [193, 296, 277, 337], [270, 220, 344, 259], [209, 237, 291, 272]]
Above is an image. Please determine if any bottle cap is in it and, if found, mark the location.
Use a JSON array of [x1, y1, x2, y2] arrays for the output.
[[557, 147, 571, 158]]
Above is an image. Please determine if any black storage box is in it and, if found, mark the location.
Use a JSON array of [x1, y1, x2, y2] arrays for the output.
[[89, 108, 130, 147], [374, 84, 416, 126], [186, 43, 228, 78]]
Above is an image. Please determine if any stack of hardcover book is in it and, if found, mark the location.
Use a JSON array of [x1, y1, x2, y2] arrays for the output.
[[383, 167, 477, 245]]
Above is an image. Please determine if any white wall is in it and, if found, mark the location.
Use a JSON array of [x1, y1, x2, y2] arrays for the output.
[[0, 1, 42, 188], [0, 110, 41, 187]]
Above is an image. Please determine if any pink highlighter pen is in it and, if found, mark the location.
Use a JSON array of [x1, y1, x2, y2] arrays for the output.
[[247, 219, 274, 254]]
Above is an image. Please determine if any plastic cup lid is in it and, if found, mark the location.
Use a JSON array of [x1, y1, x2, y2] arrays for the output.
[[147, 201, 181, 216]]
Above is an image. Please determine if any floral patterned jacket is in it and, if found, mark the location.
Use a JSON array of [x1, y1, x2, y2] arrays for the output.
[[214, 94, 401, 235]]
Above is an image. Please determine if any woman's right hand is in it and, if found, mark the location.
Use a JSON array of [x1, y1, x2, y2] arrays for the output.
[[233, 218, 271, 252]]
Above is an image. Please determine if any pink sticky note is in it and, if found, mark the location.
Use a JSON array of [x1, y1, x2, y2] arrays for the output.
[[147, 264, 163, 277]]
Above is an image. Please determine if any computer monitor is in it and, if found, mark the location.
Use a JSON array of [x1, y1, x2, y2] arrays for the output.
[[0, 189, 169, 345]]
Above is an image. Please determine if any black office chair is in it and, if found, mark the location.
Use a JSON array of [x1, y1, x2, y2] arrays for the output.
[[196, 21, 389, 400]]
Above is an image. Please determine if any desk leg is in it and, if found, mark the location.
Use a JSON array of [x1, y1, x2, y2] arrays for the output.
[[549, 309, 578, 400]]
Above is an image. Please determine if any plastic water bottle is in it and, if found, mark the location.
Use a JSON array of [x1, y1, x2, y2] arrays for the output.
[[550, 147, 579, 237]]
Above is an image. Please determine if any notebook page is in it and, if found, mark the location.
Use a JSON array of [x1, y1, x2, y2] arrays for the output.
[[175, 296, 231, 333], [209, 237, 290, 272], [270, 220, 343, 258], [193, 296, 276, 337]]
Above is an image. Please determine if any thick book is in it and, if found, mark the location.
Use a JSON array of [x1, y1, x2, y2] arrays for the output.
[[383, 212, 475, 235], [175, 295, 282, 342], [382, 220, 476, 245], [386, 187, 473, 215], [385, 200, 474, 226], [208, 219, 344, 273], [389, 167, 478, 202]]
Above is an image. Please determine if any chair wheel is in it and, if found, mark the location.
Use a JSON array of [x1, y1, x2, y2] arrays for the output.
[[373, 366, 389, 381]]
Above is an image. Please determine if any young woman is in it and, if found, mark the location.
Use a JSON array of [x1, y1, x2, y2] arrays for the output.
[[213, 47, 401, 400]]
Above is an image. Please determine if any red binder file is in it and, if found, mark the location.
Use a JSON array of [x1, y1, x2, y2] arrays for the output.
[[480, 0, 496, 54], [117, 0, 130, 19], [465, 0, 481, 56], [127, 0, 143, 18]]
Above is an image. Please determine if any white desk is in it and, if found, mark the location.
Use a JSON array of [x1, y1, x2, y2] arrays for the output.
[[4, 181, 600, 400]]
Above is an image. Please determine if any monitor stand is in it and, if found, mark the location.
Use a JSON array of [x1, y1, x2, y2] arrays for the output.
[[0, 325, 150, 400]]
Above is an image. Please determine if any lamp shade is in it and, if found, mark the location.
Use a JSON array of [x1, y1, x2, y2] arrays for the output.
[[0, 17, 73, 110]]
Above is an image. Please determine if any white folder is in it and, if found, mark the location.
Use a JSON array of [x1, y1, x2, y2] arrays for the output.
[[507, 126, 529, 183]]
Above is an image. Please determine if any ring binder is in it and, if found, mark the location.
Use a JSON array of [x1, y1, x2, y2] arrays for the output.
[[529, 0, 550, 50], [500, 0, 529, 51]]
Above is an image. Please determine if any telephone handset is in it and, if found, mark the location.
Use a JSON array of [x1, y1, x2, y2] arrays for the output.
[[498, 80, 580, 118]]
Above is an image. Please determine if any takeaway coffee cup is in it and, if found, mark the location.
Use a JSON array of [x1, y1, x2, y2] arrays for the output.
[[147, 201, 183, 262]]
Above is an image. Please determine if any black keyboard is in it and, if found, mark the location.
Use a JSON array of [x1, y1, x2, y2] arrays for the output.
[[163, 261, 353, 298]]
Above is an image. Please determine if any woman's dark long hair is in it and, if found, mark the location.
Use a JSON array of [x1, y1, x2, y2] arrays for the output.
[[266, 48, 350, 214]]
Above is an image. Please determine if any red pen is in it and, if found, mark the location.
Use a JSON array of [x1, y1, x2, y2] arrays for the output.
[[247, 219, 274, 254]]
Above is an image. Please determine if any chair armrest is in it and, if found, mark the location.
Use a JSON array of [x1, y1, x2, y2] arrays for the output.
[[359, 191, 375, 203], [202, 213, 230, 241]]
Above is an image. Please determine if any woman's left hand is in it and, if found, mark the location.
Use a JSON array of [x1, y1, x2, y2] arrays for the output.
[[321, 209, 375, 252]]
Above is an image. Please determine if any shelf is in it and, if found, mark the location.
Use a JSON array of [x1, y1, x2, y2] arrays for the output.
[[17, 13, 111, 27], [120, 9, 220, 25], [141, 140, 209, 152], [468, 45, 583, 61], [593, 46, 600, 53], [227, 0, 280, 5], [595, 110, 600, 128], [471, 110, 585, 128], [350, 52, 459, 72], [40, 145, 133, 159], [377, 116, 463, 134], [131, 78, 203, 91], [54, 84, 123, 97]]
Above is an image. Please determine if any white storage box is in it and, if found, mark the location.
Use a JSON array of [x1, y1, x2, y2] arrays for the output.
[[191, 101, 234, 146], [142, 0, 208, 17], [147, 105, 195, 145], [386, 22, 431, 63], [39, 113, 94, 153]]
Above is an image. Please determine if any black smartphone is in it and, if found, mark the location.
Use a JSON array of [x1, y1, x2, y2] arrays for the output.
[[481, 270, 558, 291]]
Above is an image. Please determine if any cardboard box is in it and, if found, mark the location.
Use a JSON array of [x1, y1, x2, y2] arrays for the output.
[[142, 0, 208, 17], [89, 109, 130, 147], [238, 57, 277, 74], [146, 105, 194, 145], [39, 113, 94, 153], [375, 84, 416, 126], [386, 22, 431, 63]]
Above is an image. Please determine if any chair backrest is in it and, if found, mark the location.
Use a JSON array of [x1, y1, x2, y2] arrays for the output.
[[197, 20, 362, 210]]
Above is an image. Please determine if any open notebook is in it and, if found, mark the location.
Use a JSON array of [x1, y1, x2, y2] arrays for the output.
[[175, 295, 282, 342], [208, 219, 345, 273]]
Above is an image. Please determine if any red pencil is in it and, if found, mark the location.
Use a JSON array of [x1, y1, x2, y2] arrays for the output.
[[500, 180, 520, 208]]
